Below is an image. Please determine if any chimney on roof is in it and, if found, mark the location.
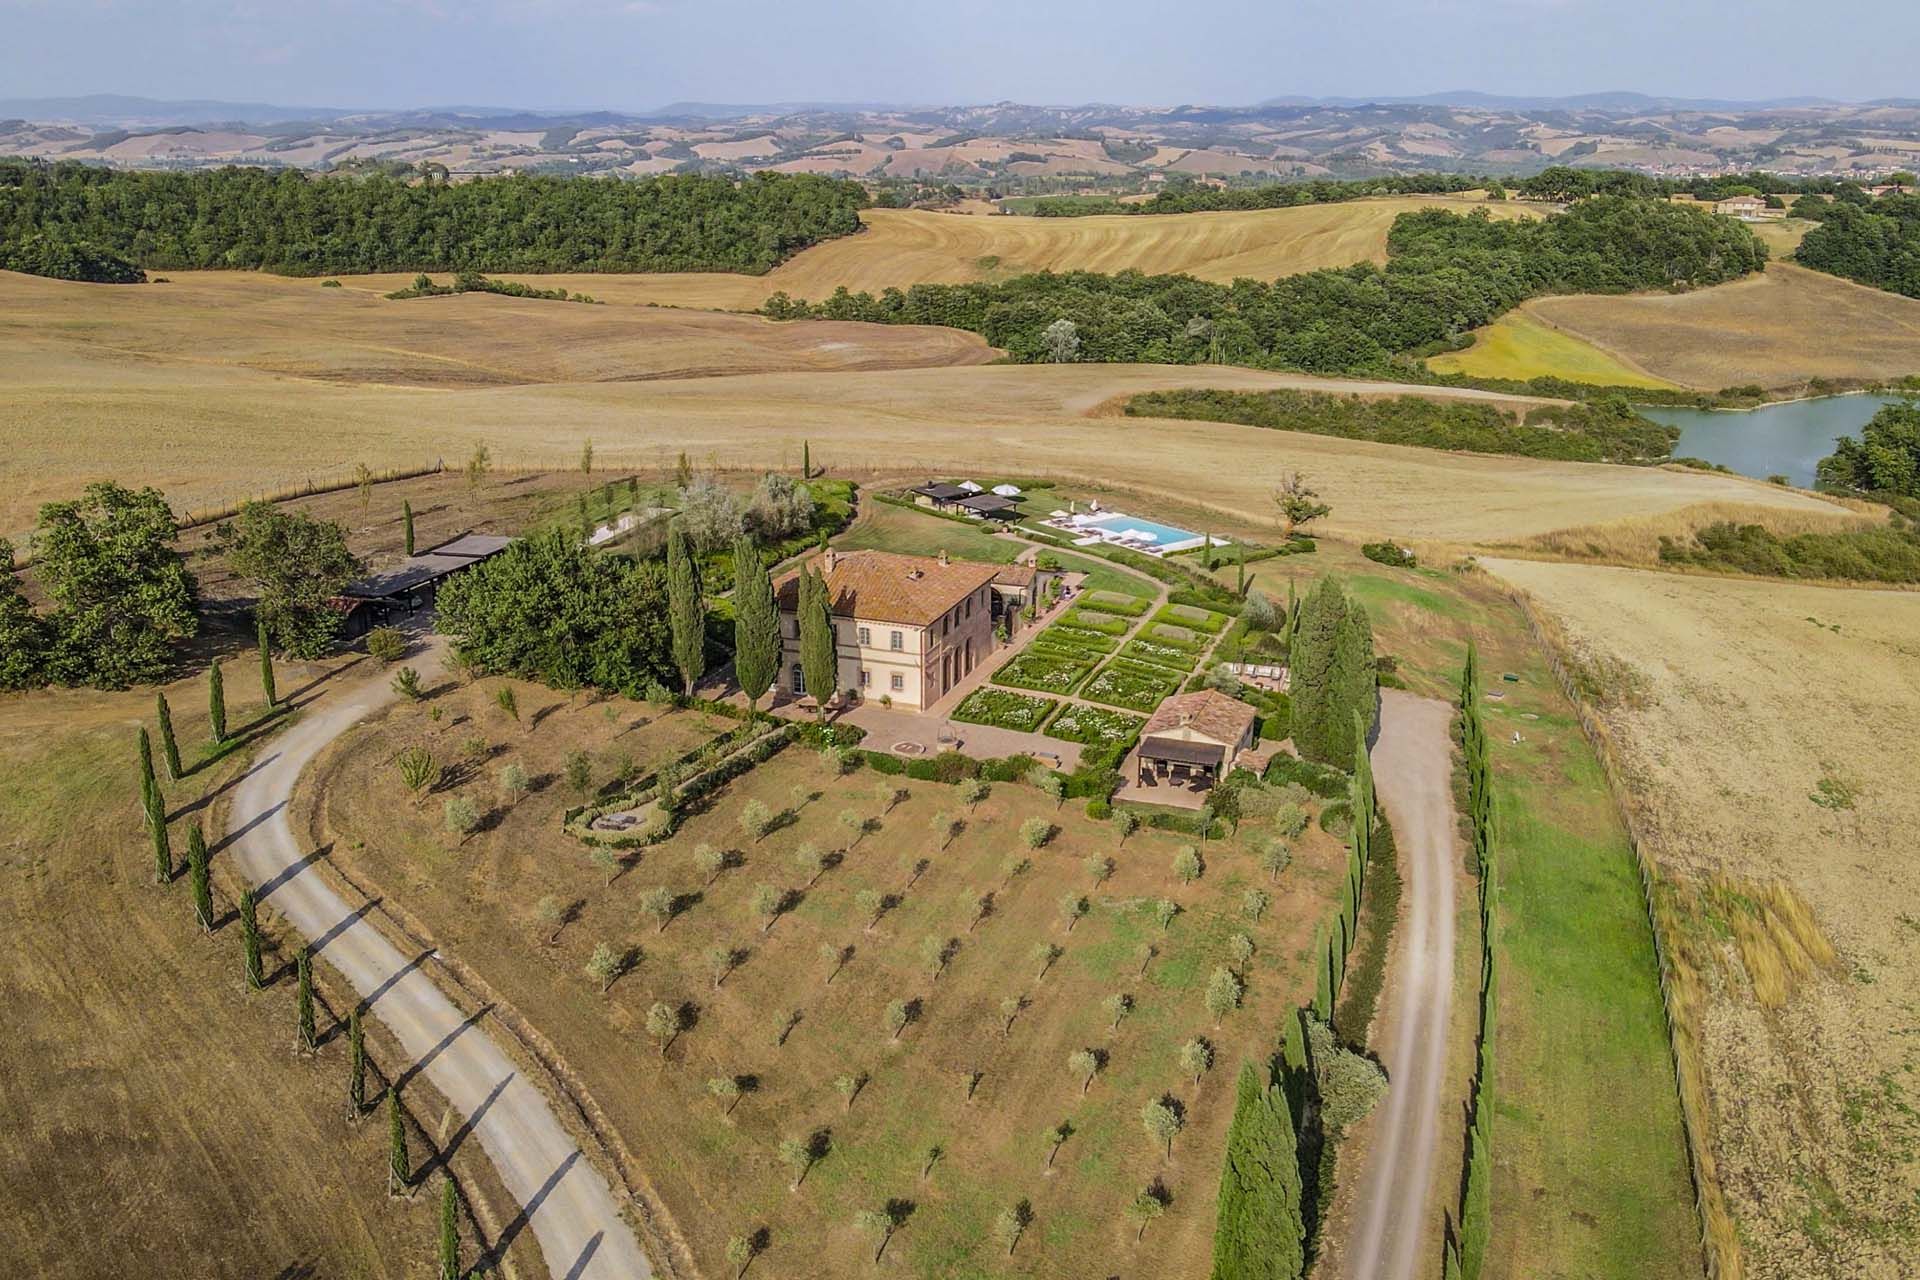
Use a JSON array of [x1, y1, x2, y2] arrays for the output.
[[822, 547, 838, 574], [938, 549, 950, 567]]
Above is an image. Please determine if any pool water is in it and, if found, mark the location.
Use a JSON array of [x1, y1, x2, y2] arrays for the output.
[[1080, 513, 1206, 549]]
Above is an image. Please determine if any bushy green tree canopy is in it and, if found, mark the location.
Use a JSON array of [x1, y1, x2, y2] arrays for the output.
[[217, 501, 362, 658], [0, 160, 865, 277], [1817, 401, 1920, 498], [33, 482, 197, 688], [435, 531, 673, 694]]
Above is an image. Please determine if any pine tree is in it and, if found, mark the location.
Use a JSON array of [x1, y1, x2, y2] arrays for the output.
[[187, 823, 214, 931], [438, 1176, 461, 1280], [155, 692, 183, 780], [241, 887, 264, 990], [257, 615, 277, 709], [1210, 1061, 1304, 1280], [348, 1004, 367, 1116], [207, 660, 227, 745], [296, 946, 317, 1051], [388, 1086, 411, 1194], [666, 522, 706, 697], [402, 499, 416, 556], [731, 537, 779, 712], [799, 564, 837, 718], [1288, 577, 1348, 766]]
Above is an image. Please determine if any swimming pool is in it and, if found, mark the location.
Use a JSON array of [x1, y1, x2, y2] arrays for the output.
[[1078, 513, 1209, 552]]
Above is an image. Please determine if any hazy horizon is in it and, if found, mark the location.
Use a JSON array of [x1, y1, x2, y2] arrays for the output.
[[1, 0, 1914, 114]]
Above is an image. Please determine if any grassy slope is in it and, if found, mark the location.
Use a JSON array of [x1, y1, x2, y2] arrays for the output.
[[0, 673, 480, 1280], [1234, 545, 1699, 1280], [1427, 310, 1681, 390]]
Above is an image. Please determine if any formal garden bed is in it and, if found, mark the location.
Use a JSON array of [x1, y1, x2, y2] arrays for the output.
[[951, 686, 1058, 732], [1150, 602, 1231, 635], [1121, 636, 1201, 672], [991, 648, 1095, 695], [1029, 623, 1119, 657], [1078, 589, 1150, 617], [1056, 606, 1134, 636], [1043, 701, 1146, 747], [1081, 657, 1185, 712]]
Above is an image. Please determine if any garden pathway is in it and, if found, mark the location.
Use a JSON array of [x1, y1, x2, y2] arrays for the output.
[[224, 646, 654, 1280]]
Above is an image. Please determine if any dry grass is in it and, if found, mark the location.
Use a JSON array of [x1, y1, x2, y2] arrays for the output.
[[1506, 498, 1886, 568], [1484, 557, 1920, 1279], [414, 197, 1536, 312], [1528, 263, 1920, 390], [0, 272, 1848, 545], [307, 678, 1348, 1279], [0, 670, 538, 1280], [1426, 308, 1683, 389]]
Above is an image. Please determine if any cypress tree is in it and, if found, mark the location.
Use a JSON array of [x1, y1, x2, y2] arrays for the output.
[[348, 1004, 368, 1116], [146, 771, 172, 885], [1210, 1061, 1305, 1280], [402, 499, 416, 556], [296, 946, 317, 1051], [187, 823, 214, 932], [388, 1086, 411, 1194], [1288, 577, 1348, 766], [801, 440, 811, 478], [1461, 1120, 1491, 1279], [666, 522, 706, 697], [1330, 601, 1377, 764], [730, 537, 779, 713], [1236, 554, 1246, 598], [257, 615, 277, 709], [1313, 929, 1333, 1021], [155, 692, 183, 780], [799, 564, 838, 718], [137, 726, 158, 823], [439, 1176, 461, 1280], [1279, 1010, 1309, 1120], [241, 887, 264, 990], [208, 660, 227, 745]]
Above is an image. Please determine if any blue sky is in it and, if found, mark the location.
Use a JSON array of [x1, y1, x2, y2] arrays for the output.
[[1, 0, 1914, 110]]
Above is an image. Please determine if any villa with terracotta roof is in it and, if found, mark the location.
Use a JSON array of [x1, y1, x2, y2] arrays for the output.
[[774, 548, 999, 711]]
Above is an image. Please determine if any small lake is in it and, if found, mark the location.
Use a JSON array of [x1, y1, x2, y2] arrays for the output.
[[1638, 394, 1900, 487]]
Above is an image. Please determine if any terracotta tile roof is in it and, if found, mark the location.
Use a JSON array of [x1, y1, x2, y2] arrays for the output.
[[1141, 689, 1258, 746], [775, 550, 999, 627], [992, 564, 1037, 588]]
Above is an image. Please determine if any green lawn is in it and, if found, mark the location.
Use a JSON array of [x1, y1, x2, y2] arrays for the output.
[[1480, 646, 1699, 1280], [841, 501, 1023, 564]]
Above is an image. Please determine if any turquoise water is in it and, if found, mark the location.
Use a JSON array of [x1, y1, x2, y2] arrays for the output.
[[1639, 394, 1900, 487], [1081, 513, 1205, 548]]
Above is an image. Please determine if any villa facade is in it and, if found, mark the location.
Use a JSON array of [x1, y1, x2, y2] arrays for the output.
[[774, 548, 999, 711]]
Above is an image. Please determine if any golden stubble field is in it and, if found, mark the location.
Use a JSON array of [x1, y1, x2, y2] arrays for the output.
[[1526, 263, 1920, 390], [1482, 558, 1920, 1279], [340, 196, 1538, 312], [0, 268, 1841, 546]]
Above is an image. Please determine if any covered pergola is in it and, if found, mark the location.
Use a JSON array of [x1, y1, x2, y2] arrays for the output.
[[1136, 734, 1229, 783]]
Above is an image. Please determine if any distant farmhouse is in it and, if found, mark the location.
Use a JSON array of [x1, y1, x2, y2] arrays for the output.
[[775, 548, 999, 711], [1713, 194, 1784, 221]]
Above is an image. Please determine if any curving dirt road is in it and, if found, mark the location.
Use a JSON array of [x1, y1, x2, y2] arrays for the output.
[[1345, 689, 1459, 1280], [224, 657, 652, 1280]]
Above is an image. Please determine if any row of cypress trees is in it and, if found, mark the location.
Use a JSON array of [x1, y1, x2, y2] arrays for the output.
[[1446, 645, 1497, 1279], [139, 703, 469, 1278], [1209, 714, 1378, 1279]]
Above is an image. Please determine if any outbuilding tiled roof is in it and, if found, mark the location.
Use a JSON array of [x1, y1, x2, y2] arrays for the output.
[[775, 550, 999, 628], [1141, 689, 1258, 747]]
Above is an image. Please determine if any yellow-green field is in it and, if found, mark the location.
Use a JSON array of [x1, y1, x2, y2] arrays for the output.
[[1427, 309, 1682, 389]]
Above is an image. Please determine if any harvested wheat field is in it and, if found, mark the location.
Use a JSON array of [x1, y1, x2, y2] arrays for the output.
[[1527, 263, 1920, 390], [0, 314, 1844, 547], [1481, 558, 1920, 1279], [408, 197, 1536, 312], [1500, 496, 1887, 568], [5, 268, 994, 389]]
